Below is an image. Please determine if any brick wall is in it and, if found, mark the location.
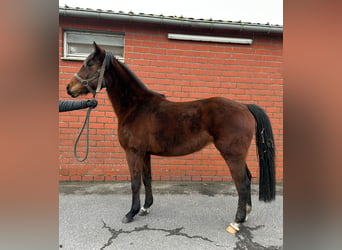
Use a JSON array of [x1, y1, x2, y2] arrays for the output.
[[59, 18, 283, 182]]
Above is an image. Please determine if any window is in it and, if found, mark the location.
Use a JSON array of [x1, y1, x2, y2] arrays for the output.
[[63, 30, 124, 61]]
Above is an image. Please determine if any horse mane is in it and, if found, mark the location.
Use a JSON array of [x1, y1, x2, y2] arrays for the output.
[[113, 57, 165, 98]]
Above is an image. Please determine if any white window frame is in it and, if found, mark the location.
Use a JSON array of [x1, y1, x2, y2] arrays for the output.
[[168, 33, 253, 45], [62, 30, 125, 61]]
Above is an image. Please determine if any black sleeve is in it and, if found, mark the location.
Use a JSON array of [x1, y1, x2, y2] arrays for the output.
[[59, 100, 89, 112]]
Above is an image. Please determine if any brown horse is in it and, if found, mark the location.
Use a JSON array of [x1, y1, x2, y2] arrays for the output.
[[66, 42, 275, 232]]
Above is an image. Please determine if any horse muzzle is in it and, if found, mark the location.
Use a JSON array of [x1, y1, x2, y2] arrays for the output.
[[66, 83, 80, 98]]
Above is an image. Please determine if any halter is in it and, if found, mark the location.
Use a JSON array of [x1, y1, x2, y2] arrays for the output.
[[72, 51, 112, 162], [74, 52, 112, 97]]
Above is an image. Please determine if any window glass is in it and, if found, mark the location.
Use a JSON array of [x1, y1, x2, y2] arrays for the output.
[[63, 30, 124, 60]]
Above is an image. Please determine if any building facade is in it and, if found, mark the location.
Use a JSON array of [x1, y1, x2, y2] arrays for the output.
[[59, 6, 283, 182]]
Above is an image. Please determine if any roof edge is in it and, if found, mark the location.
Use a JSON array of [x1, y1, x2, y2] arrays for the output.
[[59, 7, 283, 35]]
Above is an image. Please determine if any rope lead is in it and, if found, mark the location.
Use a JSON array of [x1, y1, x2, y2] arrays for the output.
[[73, 106, 93, 162]]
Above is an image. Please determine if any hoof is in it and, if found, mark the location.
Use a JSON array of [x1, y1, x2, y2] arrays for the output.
[[226, 222, 240, 234], [139, 207, 150, 216], [121, 216, 133, 224]]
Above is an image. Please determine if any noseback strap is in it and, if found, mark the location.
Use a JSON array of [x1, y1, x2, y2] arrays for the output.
[[74, 51, 112, 97], [74, 73, 97, 96]]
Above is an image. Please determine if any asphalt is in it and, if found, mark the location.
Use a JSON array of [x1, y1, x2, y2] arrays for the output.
[[59, 181, 283, 250]]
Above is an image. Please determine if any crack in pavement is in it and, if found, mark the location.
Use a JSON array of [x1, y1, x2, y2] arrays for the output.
[[234, 225, 282, 250], [101, 220, 228, 249]]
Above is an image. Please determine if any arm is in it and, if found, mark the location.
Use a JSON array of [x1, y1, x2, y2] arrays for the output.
[[59, 100, 98, 112]]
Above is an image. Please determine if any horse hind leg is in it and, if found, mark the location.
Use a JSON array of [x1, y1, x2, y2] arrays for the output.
[[224, 159, 251, 233], [245, 165, 252, 221], [231, 161, 251, 222], [139, 154, 153, 216], [215, 138, 252, 233]]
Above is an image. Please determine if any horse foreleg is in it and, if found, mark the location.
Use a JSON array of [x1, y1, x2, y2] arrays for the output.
[[122, 150, 144, 223], [139, 154, 153, 216]]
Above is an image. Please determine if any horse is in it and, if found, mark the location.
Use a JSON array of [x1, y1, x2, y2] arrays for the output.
[[66, 42, 275, 233]]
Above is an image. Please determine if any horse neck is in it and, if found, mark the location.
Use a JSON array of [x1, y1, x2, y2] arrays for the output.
[[106, 59, 154, 120]]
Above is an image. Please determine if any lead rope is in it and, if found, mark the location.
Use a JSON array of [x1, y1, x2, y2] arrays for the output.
[[73, 53, 110, 162], [73, 103, 94, 162]]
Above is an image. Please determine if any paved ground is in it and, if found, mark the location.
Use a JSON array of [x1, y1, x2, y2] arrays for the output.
[[59, 182, 283, 250]]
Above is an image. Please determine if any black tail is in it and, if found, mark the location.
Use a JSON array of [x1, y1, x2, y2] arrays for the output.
[[246, 104, 276, 202]]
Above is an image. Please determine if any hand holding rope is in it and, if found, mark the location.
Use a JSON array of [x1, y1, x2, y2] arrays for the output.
[[59, 99, 98, 162]]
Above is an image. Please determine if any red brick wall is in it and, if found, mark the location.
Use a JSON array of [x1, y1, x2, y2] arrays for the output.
[[59, 18, 283, 182]]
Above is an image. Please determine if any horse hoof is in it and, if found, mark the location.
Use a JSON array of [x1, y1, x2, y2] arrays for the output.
[[121, 216, 133, 224], [226, 222, 240, 234], [139, 207, 150, 216]]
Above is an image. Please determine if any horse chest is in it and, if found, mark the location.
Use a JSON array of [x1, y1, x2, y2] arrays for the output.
[[117, 121, 151, 152]]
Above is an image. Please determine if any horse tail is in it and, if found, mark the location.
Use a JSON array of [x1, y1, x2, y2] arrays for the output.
[[246, 104, 276, 202]]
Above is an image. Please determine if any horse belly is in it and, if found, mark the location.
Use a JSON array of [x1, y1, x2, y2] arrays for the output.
[[151, 131, 213, 157]]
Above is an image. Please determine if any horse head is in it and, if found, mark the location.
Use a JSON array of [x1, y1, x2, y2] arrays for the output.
[[66, 42, 110, 98]]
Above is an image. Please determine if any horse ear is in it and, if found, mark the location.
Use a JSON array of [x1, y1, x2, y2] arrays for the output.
[[93, 41, 105, 57]]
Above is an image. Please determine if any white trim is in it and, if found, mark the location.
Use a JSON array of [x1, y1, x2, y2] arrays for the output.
[[168, 33, 253, 45], [61, 56, 125, 63], [63, 31, 68, 59], [62, 30, 125, 60], [61, 57, 85, 61]]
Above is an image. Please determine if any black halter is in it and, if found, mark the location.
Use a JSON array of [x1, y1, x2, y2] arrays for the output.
[[74, 52, 113, 97]]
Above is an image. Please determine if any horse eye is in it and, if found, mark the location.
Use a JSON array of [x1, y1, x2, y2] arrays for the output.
[[87, 60, 94, 67]]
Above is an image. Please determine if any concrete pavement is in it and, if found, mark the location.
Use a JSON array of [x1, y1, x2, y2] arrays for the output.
[[59, 182, 283, 249]]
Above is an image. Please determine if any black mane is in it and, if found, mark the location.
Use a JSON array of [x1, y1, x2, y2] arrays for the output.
[[113, 57, 165, 98]]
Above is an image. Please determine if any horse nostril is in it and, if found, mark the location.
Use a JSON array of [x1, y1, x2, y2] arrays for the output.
[[66, 85, 73, 96]]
